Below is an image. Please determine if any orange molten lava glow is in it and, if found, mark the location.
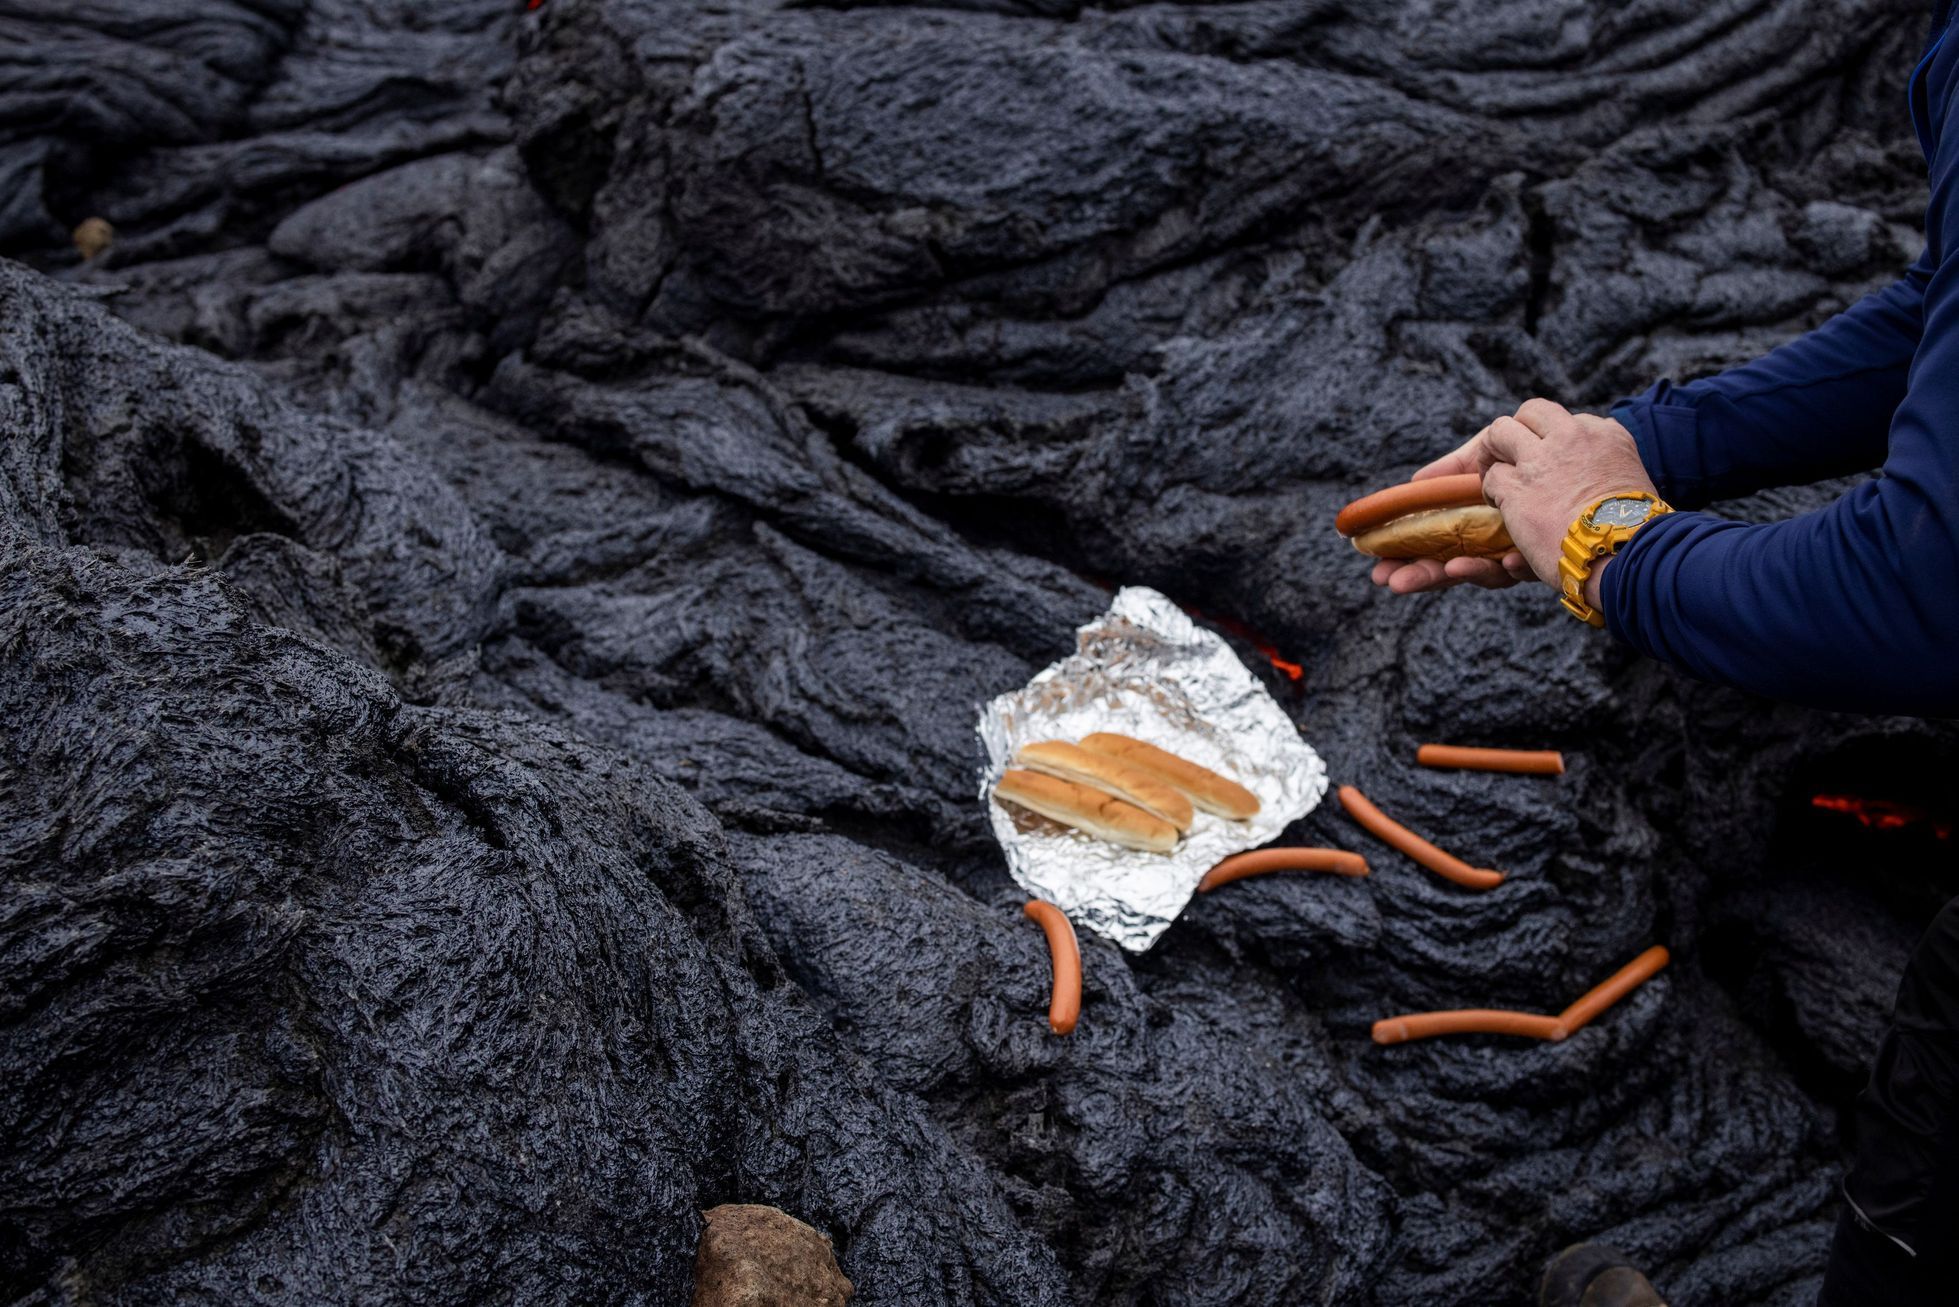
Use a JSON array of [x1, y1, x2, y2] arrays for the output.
[[1810, 793, 1953, 840], [1071, 570, 1305, 682], [1180, 605, 1304, 682]]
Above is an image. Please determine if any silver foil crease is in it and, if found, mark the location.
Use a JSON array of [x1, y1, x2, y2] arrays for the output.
[[977, 586, 1328, 952]]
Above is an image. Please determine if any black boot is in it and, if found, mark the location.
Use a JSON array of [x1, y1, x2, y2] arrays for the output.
[[1539, 1244, 1668, 1307]]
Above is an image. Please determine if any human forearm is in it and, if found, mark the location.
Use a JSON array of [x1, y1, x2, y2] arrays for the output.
[[1614, 262, 1929, 508], [1599, 495, 1959, 715], [1601, 46, 1959, 713]]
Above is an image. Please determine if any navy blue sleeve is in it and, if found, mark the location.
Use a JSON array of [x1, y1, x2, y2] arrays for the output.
[[1611, 256, 1931, 509], [1600, 28, 1959, 717]]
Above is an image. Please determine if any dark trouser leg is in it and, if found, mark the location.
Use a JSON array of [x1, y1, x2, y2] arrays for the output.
[[1818, 1206, 1929, 1304], [1818, 897, 1959, 1306]]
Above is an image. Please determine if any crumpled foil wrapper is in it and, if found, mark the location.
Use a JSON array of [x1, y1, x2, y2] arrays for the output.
[[977, 586, 1327, 952]]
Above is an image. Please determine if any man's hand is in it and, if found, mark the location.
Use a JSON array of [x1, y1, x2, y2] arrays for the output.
[[1479, 400, 1658, 586], [1368, 421, 1531, 595], [1369, 400, 1657, 596]]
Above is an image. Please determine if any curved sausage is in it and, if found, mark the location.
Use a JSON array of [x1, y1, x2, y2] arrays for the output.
[[1554, 945, 1671, 1038], [1334, 473, 1486, 537], [1336, 785, 1504, 890], [1371, 945, 1671, 1046], [1023, 900, 1082, 1036], [1371, 1009, 1564, 1045], [1416, 744, 1566, 776], [1198, 847, 1370, 892]]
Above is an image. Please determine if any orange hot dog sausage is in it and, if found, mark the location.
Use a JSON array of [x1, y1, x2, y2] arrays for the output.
[[1336, 785, 1504, 890], [1371, 945, 1671, 1046], [1334, 473, 1487, 537], [1416, 744, 1566, 776], [1371, 1009, 1565, 1045], [1198, 847, 1370, 892], [1023, 900, 1082, 1036], [1554, 945, 1671, 1038]]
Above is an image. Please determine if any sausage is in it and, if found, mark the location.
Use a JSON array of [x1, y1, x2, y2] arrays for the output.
[[1336, 785, 1504, 890], [1198, 847, 1370, 892], [1334, 473, 1486, 537], [1416, 744, 1566, 776], [1023, 900, 1082, 1036], [1371, 945, 1671, 1046], [1554, 945, 1671, 1038], [1371, 1009, 1564, 1045]]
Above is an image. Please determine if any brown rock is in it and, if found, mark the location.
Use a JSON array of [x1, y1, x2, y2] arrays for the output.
[[692, 1205, 853, 1307], [72, 217, 114, 261]]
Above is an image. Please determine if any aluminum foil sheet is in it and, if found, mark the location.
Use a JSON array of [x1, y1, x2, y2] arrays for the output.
[[977, 585, 1327, 951]]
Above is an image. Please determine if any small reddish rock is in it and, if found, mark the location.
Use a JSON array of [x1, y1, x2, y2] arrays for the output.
[[692, 1204, 853, 1307]]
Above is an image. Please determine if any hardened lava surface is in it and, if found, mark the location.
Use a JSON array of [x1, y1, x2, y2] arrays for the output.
[[4, 1, 1958, 1303]]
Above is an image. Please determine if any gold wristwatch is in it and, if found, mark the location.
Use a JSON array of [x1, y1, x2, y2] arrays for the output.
[[1558, 492, 1671, 627]]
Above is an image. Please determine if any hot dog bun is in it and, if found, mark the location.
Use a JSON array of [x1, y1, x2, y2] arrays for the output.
[[1077, 733, 1260, 820], [1350, 503, 1513, 559], [993, 769, 1180, 853], [1016, 740, 1195, 831]]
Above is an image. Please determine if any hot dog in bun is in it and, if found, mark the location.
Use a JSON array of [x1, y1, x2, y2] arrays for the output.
[[1335, 472, 1513, 560]]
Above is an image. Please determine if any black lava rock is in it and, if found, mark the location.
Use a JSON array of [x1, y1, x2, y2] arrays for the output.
[[3, 2, 1955, 1304]]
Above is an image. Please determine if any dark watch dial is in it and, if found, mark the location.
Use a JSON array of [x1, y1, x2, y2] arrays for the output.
[[1591, 497, 1655, 528]]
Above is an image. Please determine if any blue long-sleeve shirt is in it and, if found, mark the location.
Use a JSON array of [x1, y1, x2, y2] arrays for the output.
[[1602, 3, 1959, 716]]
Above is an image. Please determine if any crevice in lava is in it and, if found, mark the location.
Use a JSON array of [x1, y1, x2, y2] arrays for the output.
[[800, 400, 1103, 573], [1770, 734, 1959, 919], [1522, 184, 1557, 337]]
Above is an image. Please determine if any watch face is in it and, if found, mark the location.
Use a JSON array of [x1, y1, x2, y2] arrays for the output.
[[1591, 497, 1654, 528]]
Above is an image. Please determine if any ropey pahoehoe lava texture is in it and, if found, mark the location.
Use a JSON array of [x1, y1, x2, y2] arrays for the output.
[[3, 1, 1957, 1303]]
